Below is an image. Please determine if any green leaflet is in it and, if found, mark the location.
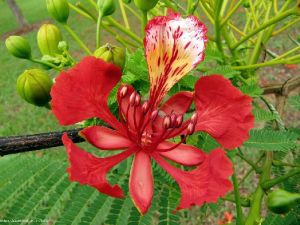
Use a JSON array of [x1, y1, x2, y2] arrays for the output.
[[244, 129, 299, 151], [253, 108, 278, 122], [262, 211, 300, 225]]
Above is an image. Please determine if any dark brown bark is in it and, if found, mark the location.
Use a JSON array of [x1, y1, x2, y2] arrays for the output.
[[6, 0, 29, 28], [0, 129, 84, 156]]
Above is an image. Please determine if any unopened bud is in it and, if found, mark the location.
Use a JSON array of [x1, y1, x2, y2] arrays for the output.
[[142, 101, 150, 114], [163, 115, 171, 129], [16, 69, 53, 106], [150, 110, 158, 121], [37, 24, 63, 56], [175, 114, 183, 127], [46, 0, 69, 23], [119, 86, 128, 98], [134, 0, 158, 11], [5, 36, 31, 59], [129, 92, 136, 106], [187, 123, 195, 135], [94, 44, 125, 70], [98, 0, 116, 17], [190, 113, 198, 124]]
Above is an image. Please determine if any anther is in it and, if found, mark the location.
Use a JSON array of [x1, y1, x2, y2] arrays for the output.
[[190, 112, 198, 124], [163, 115, 171, 129], [150, 110, 158, 121], [175, 114, 183, 127], [129, 92, 136, 106], [187, 123, 195, 135], [119, 86, 128, 98], [134, 94, 141, 106], [170, 113, 177, 127], [142, 101, 150, 114]]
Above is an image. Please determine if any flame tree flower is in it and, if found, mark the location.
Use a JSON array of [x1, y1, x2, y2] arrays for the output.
[[51, 12, 254, 214]]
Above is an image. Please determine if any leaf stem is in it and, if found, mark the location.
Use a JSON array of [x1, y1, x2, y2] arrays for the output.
[[261, 168, 300, 190], [106, 17, 143, 44], [231, 8, 297, 50], [214, 0, 225, 58], [232, 169, 244, 224], [62, 23, 92, 55], [96, 13, 103, 48], [142, 10, 148, 35], [237, 152, 262, 174], [245, 152, 273, 225], [29, 58, 61, 71], [118, 0, 130, 29]]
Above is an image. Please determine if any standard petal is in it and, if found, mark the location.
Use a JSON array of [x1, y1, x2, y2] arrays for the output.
[[62, 133, 134, 198], [152, 148, 233, 210], [153, 91, 193, 132], [80, 126, 132, 150], [145, 12, 207, 106], [157, 142, 206, 166], [194, 75, 254, 149], [129, 151, 153, 214], [51, 56, 122, 130]]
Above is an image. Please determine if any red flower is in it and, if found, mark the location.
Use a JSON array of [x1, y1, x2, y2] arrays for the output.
[[51, 12, 254, 214]]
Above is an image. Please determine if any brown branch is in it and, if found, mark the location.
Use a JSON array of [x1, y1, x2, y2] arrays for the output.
[[0, 129, 84, 156], [262, 76, 300, 95]]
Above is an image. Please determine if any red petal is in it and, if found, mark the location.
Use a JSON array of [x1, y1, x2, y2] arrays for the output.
[[195, 75, 254, 149], [117, 85, 143, 132], [158, 142, 206, 166], [145, 12, 207, 106], [80, 126, 132, 150], [129, 151, 153, 214], [62, 133, 134, 198], [51, 57, 123, 130], [152, 149, 233, 210], [153, 91, 193, 132]]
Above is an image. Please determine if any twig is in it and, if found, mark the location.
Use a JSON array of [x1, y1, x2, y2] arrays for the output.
[[262, 76, 300, 95], [0, 129, 83, 156]]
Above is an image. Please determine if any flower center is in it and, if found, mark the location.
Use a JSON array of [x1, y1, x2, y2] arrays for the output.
[[118, 86, 197, 152]]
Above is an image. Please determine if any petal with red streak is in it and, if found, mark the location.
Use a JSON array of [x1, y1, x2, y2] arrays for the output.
[[144, 12, 207, 106], [62, 133, 134, 198], [157, 142, 206, 166], [80, 126, 132, 150], [195, 75, 254, 149], [51, 57, 122, 130], [129, 151, 153, 214], [152, 148, 233, 210]]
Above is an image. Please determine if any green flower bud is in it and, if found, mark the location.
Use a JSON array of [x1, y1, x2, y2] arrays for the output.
[[267, 189, 300, 214], [16, 69, 53, 107], [5, 36, 31, 59], [58, 41, 69, 51], [134, 0, 158, 11], [94, 44, 125, 69], [242, 0, 250, 8], [97, 0, 116, 17], [37, 24, 63, 56], [46, 0, 69, 23]]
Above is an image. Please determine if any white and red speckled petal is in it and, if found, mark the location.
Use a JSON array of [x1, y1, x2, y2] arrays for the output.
[[144, 12, 207, 107]]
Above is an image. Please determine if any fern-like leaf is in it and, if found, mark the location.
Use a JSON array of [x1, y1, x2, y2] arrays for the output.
[[244, 129, 299, 151]]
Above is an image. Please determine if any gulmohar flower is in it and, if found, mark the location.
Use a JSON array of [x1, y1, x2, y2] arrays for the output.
[[51, 12, 254, 214]]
